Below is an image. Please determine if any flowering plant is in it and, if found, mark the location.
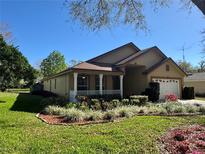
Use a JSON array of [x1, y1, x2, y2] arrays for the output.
[[165, 94, 178, 102]]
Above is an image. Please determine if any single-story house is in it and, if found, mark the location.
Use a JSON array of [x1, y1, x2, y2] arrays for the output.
[[43, 42, 187, 101], [184, 72, 205, 95]]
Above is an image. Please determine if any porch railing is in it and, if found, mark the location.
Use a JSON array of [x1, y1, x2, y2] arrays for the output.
[[69, 90, 121, 101]]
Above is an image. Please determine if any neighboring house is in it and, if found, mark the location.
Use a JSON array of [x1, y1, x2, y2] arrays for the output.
[[184, 72, 205, 95], [43, 42, 187, 101]]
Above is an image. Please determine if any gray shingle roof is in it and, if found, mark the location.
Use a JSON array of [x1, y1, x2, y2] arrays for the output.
[[184, 72, 205, 81]]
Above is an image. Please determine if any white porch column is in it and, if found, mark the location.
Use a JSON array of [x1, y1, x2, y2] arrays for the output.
[[74, 73, 78, 97], [99, 74, 103, 95], [120, 75, 124, 98]]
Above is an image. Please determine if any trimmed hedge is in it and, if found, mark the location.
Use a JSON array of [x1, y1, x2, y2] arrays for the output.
[[142, 82, 160, 102], [182, 87, 195, 99]]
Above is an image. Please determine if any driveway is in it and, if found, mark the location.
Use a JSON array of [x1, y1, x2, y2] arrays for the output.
[[178, 99, 205, 106]]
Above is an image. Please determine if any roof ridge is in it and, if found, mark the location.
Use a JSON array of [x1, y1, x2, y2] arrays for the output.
[[87, 42, 140, 63]]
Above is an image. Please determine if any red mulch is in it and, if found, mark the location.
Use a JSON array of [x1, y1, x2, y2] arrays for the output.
[[159, 125, 205, 154], [37, 113, 110, 125]]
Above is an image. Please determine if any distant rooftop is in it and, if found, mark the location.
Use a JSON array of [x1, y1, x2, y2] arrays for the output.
[[184, 72, 205, 81]]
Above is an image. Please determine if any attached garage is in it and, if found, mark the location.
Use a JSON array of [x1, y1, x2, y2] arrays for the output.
[[152, 78, 180, 99], [145, 58, 187, 99]]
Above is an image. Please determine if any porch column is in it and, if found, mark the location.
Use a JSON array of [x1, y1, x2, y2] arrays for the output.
[[74, 72, 78, 97], [120, 75, 124, 98], [99, 74, 103, 95]]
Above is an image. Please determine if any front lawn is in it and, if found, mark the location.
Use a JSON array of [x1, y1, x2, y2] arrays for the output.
[[0, 92, 205, 153]]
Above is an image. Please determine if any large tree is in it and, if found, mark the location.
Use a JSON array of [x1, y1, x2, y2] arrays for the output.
[[65, 0, 204, 32], [40, 51, 67, 77], [0, 35, 36, 91]]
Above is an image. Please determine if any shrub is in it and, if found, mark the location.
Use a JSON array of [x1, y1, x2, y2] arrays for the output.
[[31, 90, 58, 97], [103, 111, 116, 121], [64, 108, 85, 122], [148, 105, 167, 114], [121, 99, 130, 105], [130, 99, 140, 106], [65, 102, 77, 109], [165, 94, 178, 102], [143, 82, 160, 102], [182, 87, 195, 99], [138, 106, 148, 114], [199, 106, 205, 114], [112, 99, 120, 107], [84, 111, 103, 121], [114, 106, 134, 118], [130, 95, 148, 106], [185, 104, 198, 113], [160, 102, 187, 114], [90, 99, 102, 110], [44, 106, 67, 115]]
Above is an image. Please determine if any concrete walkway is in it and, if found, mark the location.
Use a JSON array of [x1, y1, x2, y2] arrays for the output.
[[178, 99, 205, 106]]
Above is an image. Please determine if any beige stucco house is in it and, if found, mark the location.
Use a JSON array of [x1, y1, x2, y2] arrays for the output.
[[184, 72, 205, 95], [43, 42, 187, 101]]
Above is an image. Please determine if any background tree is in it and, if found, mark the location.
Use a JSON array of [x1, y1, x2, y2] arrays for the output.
[[0, 35, 36, 91], [69, 59, 81, 67], [198, 60, 205, 72], [40, 51, 67, 77], [0, 22, 14, 44], [177, 60, 195, 73]]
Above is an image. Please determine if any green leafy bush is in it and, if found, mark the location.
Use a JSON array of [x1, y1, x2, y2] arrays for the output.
[[65, 102, 77, 109], [130, 95, 148, 106]]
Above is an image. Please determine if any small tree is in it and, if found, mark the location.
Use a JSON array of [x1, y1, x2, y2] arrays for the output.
[[40, 51, 67, 77]]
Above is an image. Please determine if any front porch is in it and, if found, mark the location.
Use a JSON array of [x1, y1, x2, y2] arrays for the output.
[[69, 72, 124, 101]]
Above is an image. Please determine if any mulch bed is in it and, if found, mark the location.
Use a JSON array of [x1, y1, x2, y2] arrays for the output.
[[36, 113, 111, 126], [37, 113, 202, 126], [159, 125, 205, 154]]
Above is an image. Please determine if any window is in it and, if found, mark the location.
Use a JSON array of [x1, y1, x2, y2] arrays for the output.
[[166, 65, 170, 71], [112, 76, 120, 90], [54, 79, 57, 89], [77, 75, 88, 90], [95, 75, 106, 90]]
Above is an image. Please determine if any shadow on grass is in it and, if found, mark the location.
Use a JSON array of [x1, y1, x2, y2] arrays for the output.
[[10, 93, 44, 113], [0, 100, 6, 103]]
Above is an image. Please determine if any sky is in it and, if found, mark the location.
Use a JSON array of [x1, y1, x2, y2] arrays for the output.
[[0, 0, 205, 68]]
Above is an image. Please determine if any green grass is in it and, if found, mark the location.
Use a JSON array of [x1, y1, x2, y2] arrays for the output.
[[0, 93, 205, 154], [6, 88, 30, 93]]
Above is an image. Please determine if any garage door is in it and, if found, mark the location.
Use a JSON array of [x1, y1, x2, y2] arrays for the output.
[[152, 78, 180, 100]]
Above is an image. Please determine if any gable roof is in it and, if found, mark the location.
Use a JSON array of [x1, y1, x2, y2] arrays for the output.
[[116, 46, 167, 65], [87, 42, 140, 63], [143, 58, 187, 76], [185, 72, 205, 81]]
